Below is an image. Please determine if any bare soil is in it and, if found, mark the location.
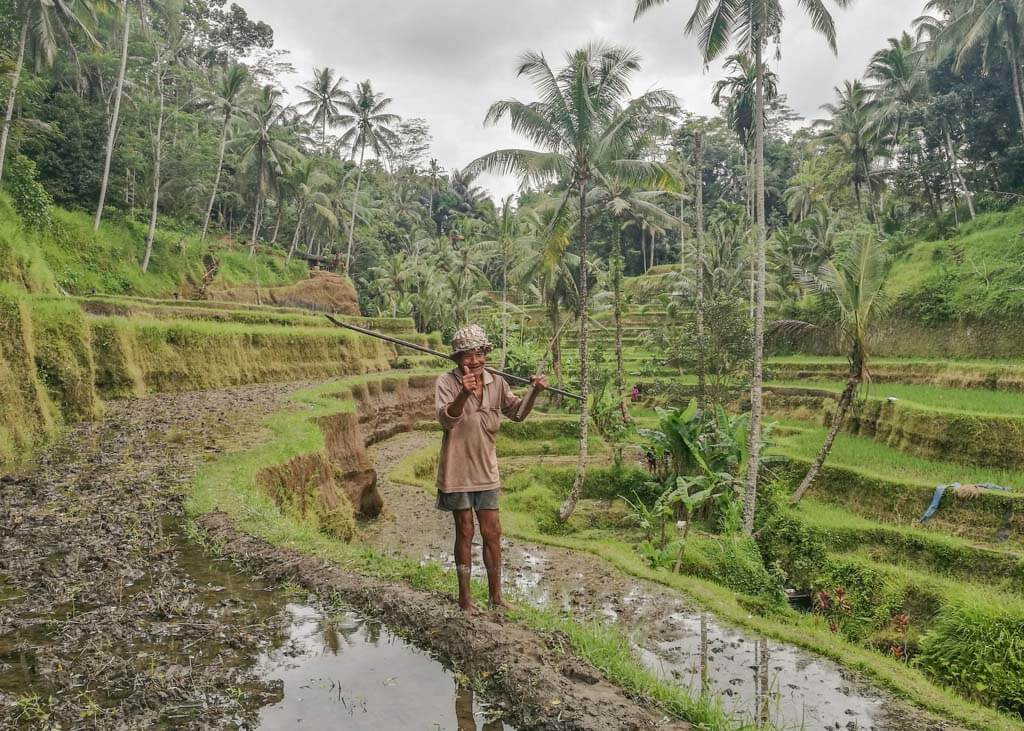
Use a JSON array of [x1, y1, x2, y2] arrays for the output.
[[0, 383, 304, 728]]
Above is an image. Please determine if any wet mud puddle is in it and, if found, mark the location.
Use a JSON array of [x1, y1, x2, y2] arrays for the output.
[[257, 603, 512, 731], [367, 431, 955, 731], [0, 522, 510, 730]]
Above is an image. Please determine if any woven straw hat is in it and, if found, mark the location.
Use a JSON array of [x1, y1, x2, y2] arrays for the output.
[[450, 324, 493, 357]]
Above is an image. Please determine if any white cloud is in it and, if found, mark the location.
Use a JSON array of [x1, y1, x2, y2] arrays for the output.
[[240, 0, 924, 200]]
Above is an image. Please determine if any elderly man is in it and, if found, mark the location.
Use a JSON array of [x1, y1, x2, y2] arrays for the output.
[[435, 324, 547, 613]]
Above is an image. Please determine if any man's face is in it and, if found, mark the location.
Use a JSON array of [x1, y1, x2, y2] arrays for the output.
[[458, 348, 487, 373]]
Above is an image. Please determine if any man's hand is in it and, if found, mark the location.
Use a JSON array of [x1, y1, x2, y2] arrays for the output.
[[461, 365, 481, 395], [530, 373, 549, 391]]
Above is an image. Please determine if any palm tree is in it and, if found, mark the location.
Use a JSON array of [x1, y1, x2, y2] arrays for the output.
[[337, 80, 401, 274], [785, 233, 890, 504], [479, 196, 533, 369], [368, 253, 412, 317], [469, 42, 676, 521], [590, 171, 676, 418], [513, 203, 578, 395], [94, 0, 168, 231], [635, 0, 855, 536], [427, 157, 443, 223], [200, 63, 249, 242], [235, 85, 297, 257], [281, 157, 333, 261], [0, 0, 98, 184], [817, 80, 879, 214], [925, 0, 1024, 143], [297, 66, 347, 156]]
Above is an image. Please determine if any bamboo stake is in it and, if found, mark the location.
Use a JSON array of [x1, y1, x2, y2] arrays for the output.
[[324, 315, 584, 402]]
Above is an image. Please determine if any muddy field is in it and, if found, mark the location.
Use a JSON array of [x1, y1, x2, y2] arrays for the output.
[[0, 384, 309, 728], [0, 384, 688, 730]]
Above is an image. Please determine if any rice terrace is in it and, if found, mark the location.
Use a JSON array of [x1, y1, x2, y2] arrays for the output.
[[2, 0, 1024, 728]]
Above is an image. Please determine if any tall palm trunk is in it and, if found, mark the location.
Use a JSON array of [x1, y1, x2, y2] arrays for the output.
[[742, 41, 767, 536], [500, 249, 509, 370], [944, 126, 975, 220], [345, 142, 366, 274], [1007, 29, 1024, 145], [613, 223, 627, 420], [287, 205, 305, 262], [549, 298, 563, 407], [639, 227, 647, 273], [249, 181, 263, 257], [142, 54, 165, 273], [270, 199, 283, 244], [560, 179, 591, 521], [790, 373, 861, 503], [0, 19, 29, 184], [202, 108, 231, 242], [94, 0, 130, 230], [694, 131, 706, 410]]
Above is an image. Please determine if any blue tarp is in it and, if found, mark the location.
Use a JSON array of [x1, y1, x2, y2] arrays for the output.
[[918, 482, 1013, 523]]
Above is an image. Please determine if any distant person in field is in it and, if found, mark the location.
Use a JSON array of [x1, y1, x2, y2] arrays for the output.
[[435, 324, 548, 613], [630, 384, 640, 403]]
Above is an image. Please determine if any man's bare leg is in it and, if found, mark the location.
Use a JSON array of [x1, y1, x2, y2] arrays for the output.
[[478, 509, 507, 609], [453, 509, 479, 613]]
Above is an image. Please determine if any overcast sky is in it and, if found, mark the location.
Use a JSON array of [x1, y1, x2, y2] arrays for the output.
[[241, 0, 924, 201]]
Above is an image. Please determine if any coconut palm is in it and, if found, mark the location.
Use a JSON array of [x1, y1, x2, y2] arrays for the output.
[[785, 232, 891, 504], [479, 197, 533, 369], [513, 203, 579, 394], [281, 157, 333, 261], [0, 0, 99, 183], [336, 80, 401, 274], [297, 66, 347, 156], [635, 0, 855, 536], [817, 80, 879, 214], [925, 0, 1024, 142], [469, 42, 676, 521], [368, 253, 413, 317], [199, 63, 249, 242], [590, 171, 677, 417], [711, 53, 779, 148], [235, 85, 297, 257], [94, 0, 169, 231]]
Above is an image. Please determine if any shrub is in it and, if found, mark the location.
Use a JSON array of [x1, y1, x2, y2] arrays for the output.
[[916, 596, 1024, 714], [5, 155, 52, 230]]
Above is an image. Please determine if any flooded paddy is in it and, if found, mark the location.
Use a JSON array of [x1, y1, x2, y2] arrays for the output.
[[366, 431, 959, 731]]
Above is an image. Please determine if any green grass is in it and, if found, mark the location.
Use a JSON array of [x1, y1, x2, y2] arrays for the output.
[[185, 374, 750, 731], [769, 354, 1024, 368], [887, 205, 1024, 318], [771, 418, 1023, 490], [0, 193, 307, 298], [391, 443, 1024, 731], [770, 380, 1024, 417]]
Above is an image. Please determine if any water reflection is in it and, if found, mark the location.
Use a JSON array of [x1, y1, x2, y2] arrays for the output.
[[255, 603, 515, 730], [455, 686, 506, 731]]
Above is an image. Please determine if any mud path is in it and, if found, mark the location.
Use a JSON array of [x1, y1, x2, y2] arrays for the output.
[[362, 431, 963, 731], [0, 383, 306, 728]]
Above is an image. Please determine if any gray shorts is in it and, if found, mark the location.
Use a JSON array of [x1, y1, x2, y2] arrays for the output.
[[436, 488, 500, 512]]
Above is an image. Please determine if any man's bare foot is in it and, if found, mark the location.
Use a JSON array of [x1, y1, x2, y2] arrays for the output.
[[488, 598, 510, 612], [459, 600, 481, 615]]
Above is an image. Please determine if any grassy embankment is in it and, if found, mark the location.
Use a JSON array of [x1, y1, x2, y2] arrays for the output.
[[0, 192, 307, 298], [0, 283, 441, 469], [389, 433, 1023, 731], [185, 375, 748, 731]]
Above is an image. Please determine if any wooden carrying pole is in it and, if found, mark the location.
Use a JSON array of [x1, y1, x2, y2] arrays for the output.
[[324, 315, 584, 402]]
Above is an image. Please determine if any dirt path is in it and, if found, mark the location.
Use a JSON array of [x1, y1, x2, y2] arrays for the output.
[[361, 431, 964, 731], [0, 383, 306, 729]]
